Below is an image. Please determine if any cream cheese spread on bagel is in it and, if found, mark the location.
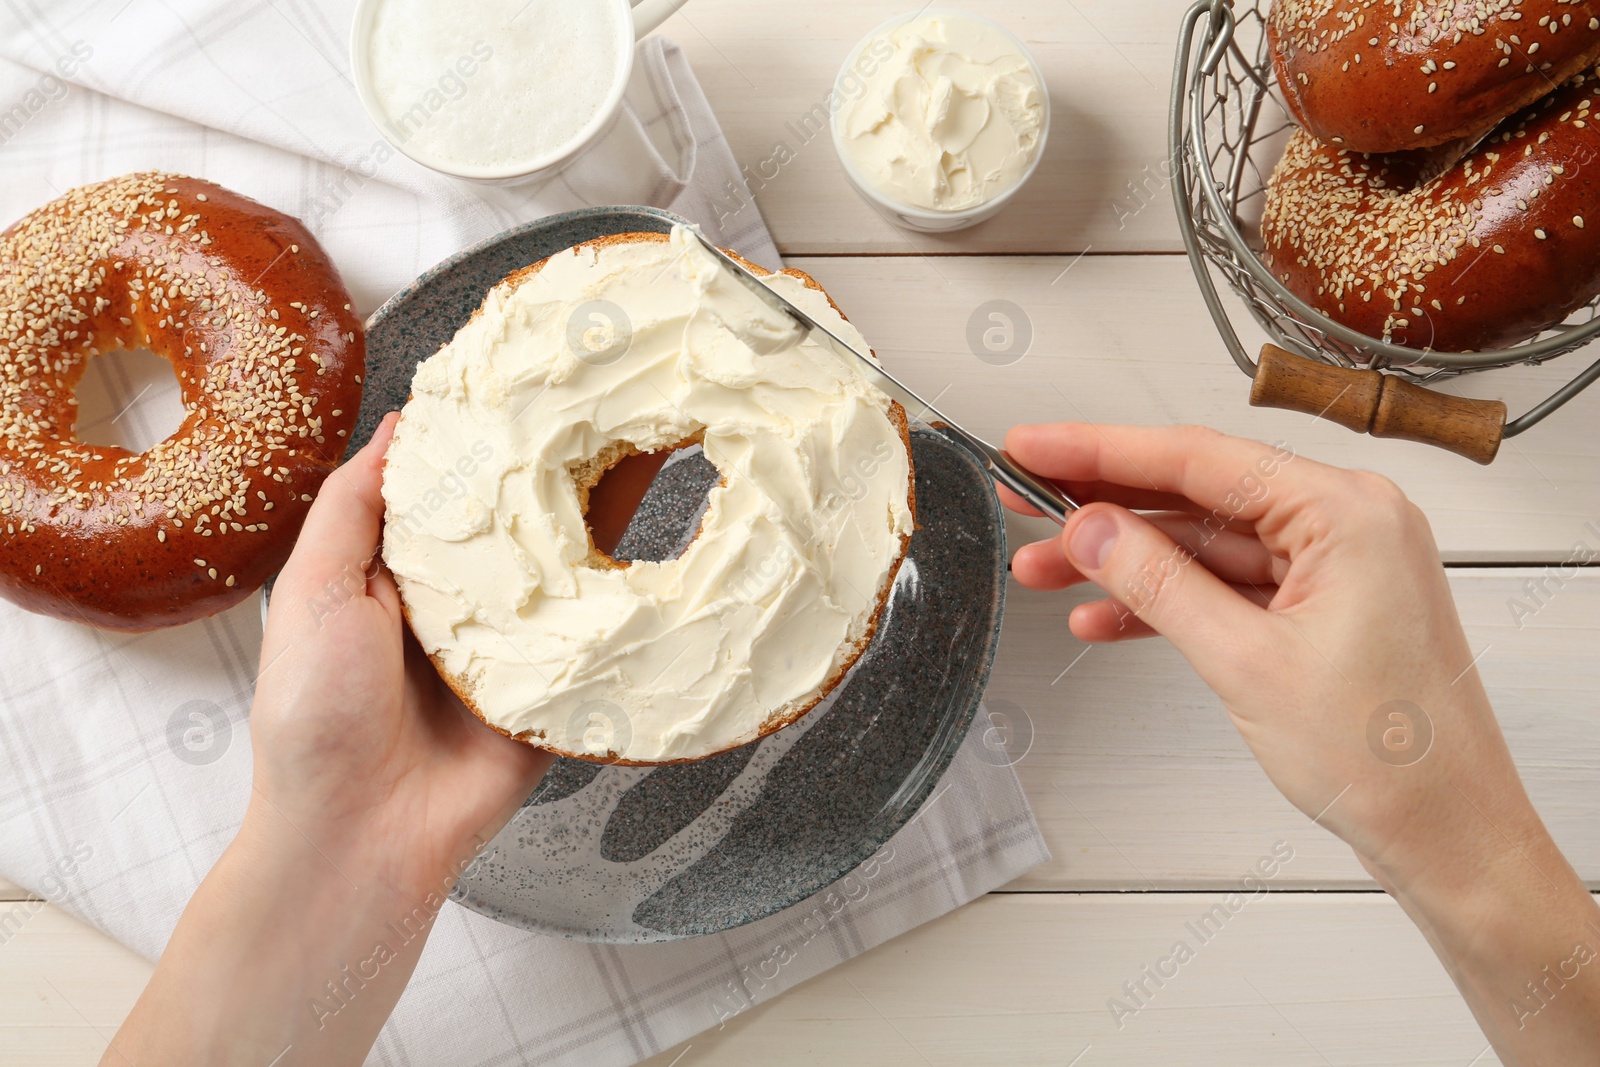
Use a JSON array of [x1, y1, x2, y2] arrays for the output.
[[381, 226, 914, 763]]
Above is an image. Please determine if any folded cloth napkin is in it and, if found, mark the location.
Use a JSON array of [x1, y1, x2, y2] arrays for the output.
[[0, 4, 1051, 1065]]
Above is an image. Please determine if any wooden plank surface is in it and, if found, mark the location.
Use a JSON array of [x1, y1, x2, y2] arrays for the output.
[[788, 253, 1600, 563], [0, 879, 28, 902], [993, 568, 1600, 889], [662, 0, 1196, 255], [0, 904, 150, 1065], [638, 893, 1509, 1067], [0, 894, 1512, 1067]]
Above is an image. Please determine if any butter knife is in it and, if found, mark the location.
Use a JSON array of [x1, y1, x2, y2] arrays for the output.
[[688, 229, 1079, 524]]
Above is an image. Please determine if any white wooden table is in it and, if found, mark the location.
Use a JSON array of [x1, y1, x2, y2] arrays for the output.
[[6, 2, 1599, 1064]]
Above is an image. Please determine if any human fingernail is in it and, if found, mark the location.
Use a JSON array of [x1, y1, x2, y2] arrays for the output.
[[1068, 512, 1118, 570]]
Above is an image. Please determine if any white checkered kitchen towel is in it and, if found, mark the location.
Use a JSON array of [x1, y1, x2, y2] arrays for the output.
[[0, 2, 1051, 1064]]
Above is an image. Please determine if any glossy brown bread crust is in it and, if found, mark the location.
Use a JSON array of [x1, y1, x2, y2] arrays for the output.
[[394, 231, 917, 766], [1269, 0, 1600, 154], [0, 173, 364, 631], [1262, 67, 1600, 352]]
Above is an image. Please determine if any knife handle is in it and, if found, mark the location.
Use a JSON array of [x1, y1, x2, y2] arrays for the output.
[[931, 423, 1079, 524], [993, 451, 1079, 525]]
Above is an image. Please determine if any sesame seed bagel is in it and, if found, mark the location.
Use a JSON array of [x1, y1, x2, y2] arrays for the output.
[[0, 173, 364, 631], [1269, 0, 1600, 154], [381, 228, 916, 764], [1262, 66, 1600, 352]]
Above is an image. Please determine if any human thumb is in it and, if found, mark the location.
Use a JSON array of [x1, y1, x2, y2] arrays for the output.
[[1061, 504, 1263, 663]]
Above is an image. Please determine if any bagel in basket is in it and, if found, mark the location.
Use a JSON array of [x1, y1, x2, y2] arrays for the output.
[[1269, 0, 1600, 154], [1263, 64, 1600, 352]]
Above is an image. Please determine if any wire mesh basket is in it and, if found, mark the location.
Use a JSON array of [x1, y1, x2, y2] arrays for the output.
[[1169, 0, 1600, 461]]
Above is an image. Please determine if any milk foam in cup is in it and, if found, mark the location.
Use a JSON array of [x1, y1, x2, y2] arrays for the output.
[[350, 0, 690, 184], [831, 10, 1050, 232]]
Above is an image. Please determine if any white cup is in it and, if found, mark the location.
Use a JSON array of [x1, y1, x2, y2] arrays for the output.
[[350, 0, 689, 185]]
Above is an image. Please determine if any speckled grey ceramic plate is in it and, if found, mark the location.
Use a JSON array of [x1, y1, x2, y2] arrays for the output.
[[352, 206, 1007, 942]]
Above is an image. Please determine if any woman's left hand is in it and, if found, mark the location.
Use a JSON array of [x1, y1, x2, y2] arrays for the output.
[[105, 414, 553, 1067], [249, 411, 551, 903]]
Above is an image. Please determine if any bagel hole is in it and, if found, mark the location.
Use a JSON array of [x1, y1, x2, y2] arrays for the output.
[[74, 346, 186, 453], [587, 443, 719, 564]]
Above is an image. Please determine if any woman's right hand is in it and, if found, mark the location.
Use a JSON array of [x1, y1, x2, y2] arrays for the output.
[[999, 423, 1600, 1064], [1002, 423, 1515, 870]]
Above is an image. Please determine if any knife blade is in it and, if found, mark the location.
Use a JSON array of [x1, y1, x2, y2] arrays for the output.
[[685, 228, 1080, 524]]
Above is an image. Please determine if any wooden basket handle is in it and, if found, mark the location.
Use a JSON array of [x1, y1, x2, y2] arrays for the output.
[[1249, 344, 1506, 464]]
